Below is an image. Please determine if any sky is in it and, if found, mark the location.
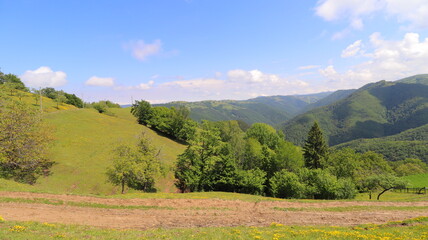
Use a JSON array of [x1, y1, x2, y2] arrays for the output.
[[1, 0, 428, 104]]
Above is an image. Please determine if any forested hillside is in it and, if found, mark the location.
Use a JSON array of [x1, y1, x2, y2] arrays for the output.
[[157, 92, 330, 125], [282, 79, 428, 146], [335, 124, 428, 163]]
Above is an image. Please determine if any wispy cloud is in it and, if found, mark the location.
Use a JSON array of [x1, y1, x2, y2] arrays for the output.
[[124, 39, 162, 61], [85, 76, 115, 87]]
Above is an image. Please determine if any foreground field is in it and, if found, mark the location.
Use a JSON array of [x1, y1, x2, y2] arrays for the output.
[[1, 217, 427, 239], [0, 191, 427, 230]]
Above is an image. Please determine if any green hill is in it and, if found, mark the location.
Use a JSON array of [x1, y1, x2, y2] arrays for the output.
[[0, 88, 186, 194], [157, 92, 330, 125], [334, 124, 428, 163], [396, 74, 428, 85], [34, 108, 186, 195], [282, 79, 428, 146], [302, 89, 356, 113]]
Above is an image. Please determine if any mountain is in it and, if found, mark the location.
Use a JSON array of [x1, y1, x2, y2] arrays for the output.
[[156, 92, 331, 126], [282, 79, 428, 146], [396, 74, 428, 85], [334, 124, 428, 163], [301, 89, 356, 113]]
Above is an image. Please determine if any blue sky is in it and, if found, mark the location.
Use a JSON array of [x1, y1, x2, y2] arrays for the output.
[[1, 0, 428, 104]]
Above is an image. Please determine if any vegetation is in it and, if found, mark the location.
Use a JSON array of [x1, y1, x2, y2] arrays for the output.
[[106, 133, 162, 193], [39, 87, 84, 108], [335, 124, 428, 163], [0, 89, 54, 184], [303, 122, 329, 169], [131, 100, 197, 141], [282, 80, 428, 146], [0, 70, 29, 92], [157, 92, 330, 125], [0, 217, 427, 240]]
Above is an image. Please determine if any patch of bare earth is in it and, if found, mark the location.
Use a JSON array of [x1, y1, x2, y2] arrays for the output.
[[0, 192, 427, 229]]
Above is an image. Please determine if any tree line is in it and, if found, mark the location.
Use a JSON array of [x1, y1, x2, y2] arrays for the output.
[[110, 100, 427, 199]]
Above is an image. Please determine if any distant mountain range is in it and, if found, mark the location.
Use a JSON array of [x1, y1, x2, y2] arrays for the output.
[[155, 92, 334, 125]]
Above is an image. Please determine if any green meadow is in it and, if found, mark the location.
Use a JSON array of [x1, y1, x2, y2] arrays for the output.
[[0, 217, 427, 240], [0, 91, 186, 195]]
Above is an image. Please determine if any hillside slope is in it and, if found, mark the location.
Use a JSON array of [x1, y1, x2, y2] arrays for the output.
[[335, 124, 428, 163], [282, 80, 428, 146], [34, 108, 186, 195], [157, 92, 330, 125]]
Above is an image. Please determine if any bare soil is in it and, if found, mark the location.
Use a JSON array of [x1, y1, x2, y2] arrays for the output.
[[0, 191, 427, 229]]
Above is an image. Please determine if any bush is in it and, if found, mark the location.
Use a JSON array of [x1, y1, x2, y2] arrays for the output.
[[270, 170, 307, 198], [235, 169, 266, 195]]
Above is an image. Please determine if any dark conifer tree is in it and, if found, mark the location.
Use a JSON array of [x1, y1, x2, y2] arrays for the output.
[[303, 121, 328, 169]]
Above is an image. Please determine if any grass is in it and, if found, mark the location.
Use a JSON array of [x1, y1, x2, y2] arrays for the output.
[[0, 86, 76, 113], [0, 107, 186, 195], [273, 205, 428, 212], [403, 173, 428, 188], [0, 217, 427, 239], [0, 197, 173, 210]]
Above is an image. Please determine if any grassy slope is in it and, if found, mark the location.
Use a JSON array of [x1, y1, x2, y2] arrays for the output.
[[32, 108, 186, 195], [402, 173, 428, 188], [1, 90, 186, 194]]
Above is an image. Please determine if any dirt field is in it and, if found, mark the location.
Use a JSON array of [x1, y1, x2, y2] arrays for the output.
[[1, 192, 427, 229]]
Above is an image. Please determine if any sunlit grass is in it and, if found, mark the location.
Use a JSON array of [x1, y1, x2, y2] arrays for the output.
[[0, 217, 427, 239]]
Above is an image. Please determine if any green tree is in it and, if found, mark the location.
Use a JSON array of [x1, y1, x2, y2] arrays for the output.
[[303, 122, 329, 169], [55, 91, 67, 108], [131, 100, 153, 125], [106, 134, 161, 194], [270, 170, 307, 199], [174, 121, 236, 192], [0, 73, 28, 92], [0, 98, 54, 184], [364, 174, 408, 200]]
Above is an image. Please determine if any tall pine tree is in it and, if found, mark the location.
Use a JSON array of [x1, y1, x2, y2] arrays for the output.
[[303, 121, 328, 169]]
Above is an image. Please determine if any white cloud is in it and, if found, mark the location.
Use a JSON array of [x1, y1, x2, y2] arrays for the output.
[[161, 79, 224, 90], [316, 0, 428, 32], [315, 0, 383, 22], [136, 80, 155, 90], [20, 66, 67, 88], [124, 39, 162, 61], [227, 69, 280, 83], [320, 32, 428, 88], [85, 76, 115, 87], [298, 65, 321, 70], [385, 0, 428, 29], [341, 40, 363, 57]]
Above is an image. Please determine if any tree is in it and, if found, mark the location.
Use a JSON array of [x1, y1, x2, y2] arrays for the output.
[[106, 133, 161, 193], [55, 91, 67, 108], [303, 122, 328, 169], [364, 174, 408, 200], [174, 121, 236, 192], [131, 100, 153, 125], [0, 73, 28, 92], [0, 98, 54, 184], [270, 170, 307, 199]]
